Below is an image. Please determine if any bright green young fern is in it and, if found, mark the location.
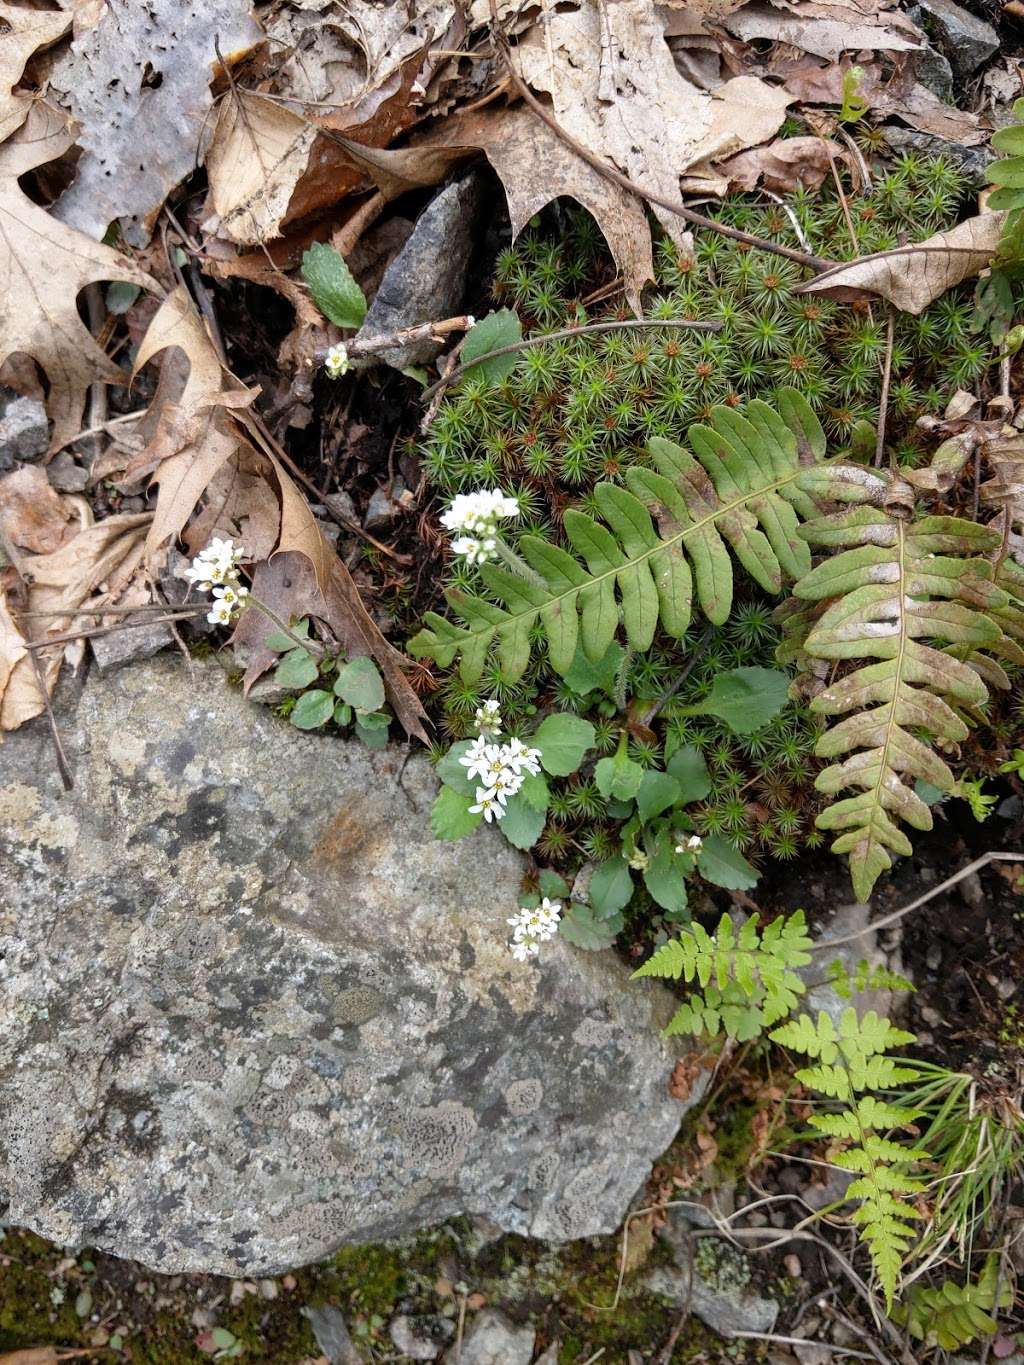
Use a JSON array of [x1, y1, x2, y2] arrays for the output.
[[769, 1007, 925, 1307], [790, 506, 1017, 901], [892, 1255, 1013, 1350], [409, 389, 884, 684], [631, 909, 812, 1040]]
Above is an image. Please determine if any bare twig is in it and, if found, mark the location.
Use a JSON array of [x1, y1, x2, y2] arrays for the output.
[[22, 608, 206, 652], [727, 1331, 882, 1362], [487, 0, 830, 273], [809, 851, 1024, 952], [420, 318, 721, 401], [332, 191, 386, 259]]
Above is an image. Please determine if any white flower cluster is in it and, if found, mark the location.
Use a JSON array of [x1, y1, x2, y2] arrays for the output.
[[324, 343, 350, 379], [508, 897, 561, 962], [463, 732, 542, 823], [440, 488, 518, 566], [675, 834, 703, 854], [475, 698, 502, 736], [184, 538, 249, 626]]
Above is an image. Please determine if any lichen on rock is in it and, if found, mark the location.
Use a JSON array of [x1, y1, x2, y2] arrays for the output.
[[0, 656, 707, 1275]]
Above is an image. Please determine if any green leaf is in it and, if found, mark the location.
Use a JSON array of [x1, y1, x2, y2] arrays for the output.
[[334, 701, 353, 726], [538, 868, 570, 899], [559, 902, 623, 950], [211, 1329, 238, 1350], [682, 667, 790, 734], [265, 618, 310, 651], [532, 712, 596, 776], [355, 716, 389, 748], [595, 737, 644, 800], [637, 769, 681, 822], [518, 769, 550, 811], [273, 647, 319, 689], [105, 280, 140, 314], [301, 242, 367, 327], [460, 308, 522, 384], [289, 689, 335, 729], [643, 841, 688, 914], [436, 741, 476, 797], [431, 786, 483, 840], [588, 858, 634, 917], [563, 640, 624, 696], [334, 656, 385, 711], [498, 794, 546, 849], [698, 835, 759, 890], [666, 744, 712, 803]]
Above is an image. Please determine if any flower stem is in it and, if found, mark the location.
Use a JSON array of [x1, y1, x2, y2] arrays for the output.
[[493, 537, 548, 591]]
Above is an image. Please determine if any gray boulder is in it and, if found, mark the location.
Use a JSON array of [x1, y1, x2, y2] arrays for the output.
[[911, 0, 998, 79], [0, 657, 703, 1275]]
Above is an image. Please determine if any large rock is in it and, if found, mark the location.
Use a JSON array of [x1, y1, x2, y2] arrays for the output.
[[0, 657, 702, 1275]]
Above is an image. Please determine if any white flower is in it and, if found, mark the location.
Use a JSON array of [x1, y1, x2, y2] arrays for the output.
[[451, 535, 492, 566], [508, 898, 561, 943], [491, 768, 524, 804], [186, 538, 244, 591], [503, 737, 541, 776], [510, 935, 540, 962], [676, 835, 703, 854], [440, 488, 519, 540], [475, 699, 502, 736], [469, 786, 504, 822], [459, 737, 497, 783], [324, 343, 350, 379], [207, 598, 234, 626]]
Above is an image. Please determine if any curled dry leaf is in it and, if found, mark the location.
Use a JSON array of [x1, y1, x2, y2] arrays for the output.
[[0, 103, 159, 453], [980, 433, 1024, 533], [903, 431, 978, 493], [688, 135, 845, 195], [49, 0, 262, 243], [722, 0, 922, 61], [0, 1, 71, 143], [798, 213, 1005, 314], [0, 513, 151, 732], [0, 466, 80, 554]]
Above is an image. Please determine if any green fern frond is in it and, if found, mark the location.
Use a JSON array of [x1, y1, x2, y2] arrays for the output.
[[893, 1256, 1014, 1350], [410, 391, 887, 683], [828, 957, 916, 999], [770, 1006, 925, 1307], [793, 507, 1012, 900]]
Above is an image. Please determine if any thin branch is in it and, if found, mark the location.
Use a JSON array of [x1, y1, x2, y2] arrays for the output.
[[726, 1331, 881, 1362], [420, 318, 721, 401], [22, 609, 206, 652], [487, 0, 830, 273], [809, 851, 1024, 952]]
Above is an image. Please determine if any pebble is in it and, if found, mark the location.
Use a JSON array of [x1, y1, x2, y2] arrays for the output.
[[784, 1253, 802, 1278]]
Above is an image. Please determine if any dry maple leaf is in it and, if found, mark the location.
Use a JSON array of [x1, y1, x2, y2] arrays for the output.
[[0, 1, 71, 143], [798, 213, 1005, 314], [0, 512, 150, 731], [0, 103, 159, 453]]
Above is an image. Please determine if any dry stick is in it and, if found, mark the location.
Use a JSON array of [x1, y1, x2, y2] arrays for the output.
[[819, 1302, 895, 1365], [808, 851, 1024, 953], [50, 408, 149, 457], [487, 0, 830, 273], [874, 310, 895, 468], [22, 609, 207, 652], [420, 318, 721, 401], [727, 1332, 881, 1362]]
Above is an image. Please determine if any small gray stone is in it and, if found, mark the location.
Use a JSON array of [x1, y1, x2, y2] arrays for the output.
[[301, 1304, 364, 1364], [0, 395, 48, 468], [803, 902, 907, 1030], [913, 0, 998, 79], [0, 656, 703, 1275], [646, 1223, 778, 1337], [47, 450, 88, 492], [446, 1309, 534, 1365], [881, 126, 990, 190], [355, 174, 483, 369], [914, 43, 954, 102], [89, 616, 174, 672], [390, 1313, 453, 1360], [364, 481, 410, 531]]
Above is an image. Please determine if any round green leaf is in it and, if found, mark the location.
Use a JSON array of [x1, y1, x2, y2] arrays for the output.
[[334, 656, 385, 711], [436, 741, 476, 797], [460, 308, 522, 385], [558, 902, 623, 950], [274, 648, 319, 689], [666, 744, 712, 803], [698, 835, 759, 890], [637, 770, 681, 823], [301, 242, 367, 328], [683, 667, 790, 735], [588, 858, 634, 917], [431, 786, 483, 841], [498, 793, 546, 849], [532, 712, 596, 776], [289, 689, 334, 729]]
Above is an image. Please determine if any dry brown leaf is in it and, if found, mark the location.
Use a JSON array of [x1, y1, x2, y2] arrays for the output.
[[687, 134, 844, 195], [0, 103, 160, 453], [0, 466, 79, 554], [0, 1351, 103, 1364], [0, 513, 150, 731], [49, 0, 262, 243], [0, 582, 28, 710], [204, 91, 321, 247], [128, 285, 257, 563], [799, 213, 1004, 314], [980, 433, 1024, 531], [0, 2, 71, 143], [723, 0, 922, 59]]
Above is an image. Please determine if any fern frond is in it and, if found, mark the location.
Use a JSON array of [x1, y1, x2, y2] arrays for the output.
[[411, 391, 886, 683], [793, 508, 1011, 900], [894, 1256, 1014, 1350]]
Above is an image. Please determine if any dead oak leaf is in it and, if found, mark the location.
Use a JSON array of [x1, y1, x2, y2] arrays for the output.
[[981, 433, 1024, 533], [0, 465, 79, 554], [0, 2, 71, 143], [798, 213, 1004, 314], [0, 103, 160, 453]]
